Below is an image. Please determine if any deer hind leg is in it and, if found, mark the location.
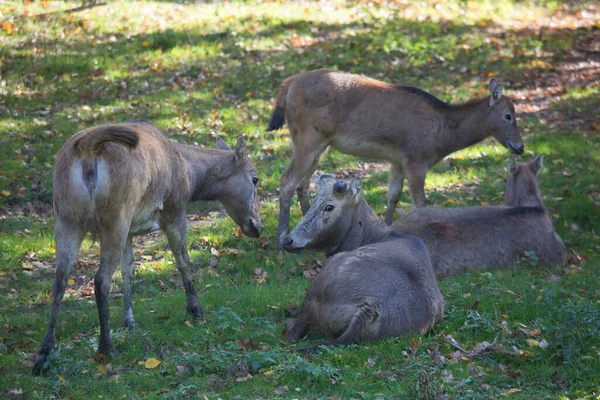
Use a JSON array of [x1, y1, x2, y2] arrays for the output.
[[406, 163, 429, 209], [285, 314, 311, 341], [384, 163, 406, 225], [164, 214, 203, 319], [296, 148, 328, 216], [120, 236, 136, 330], [331, 303, 379, 346], [95, 220, 130, 356], [33, 217, 85, 375], [278, 128, 328, 247]]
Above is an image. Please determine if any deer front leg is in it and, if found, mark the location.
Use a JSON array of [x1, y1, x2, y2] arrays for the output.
[[121, 236, 136, 330], [33, 219, 85, 375], [165, 215, 203, 319], [406, 164, 429, 209], [384, 163, 405, 225]]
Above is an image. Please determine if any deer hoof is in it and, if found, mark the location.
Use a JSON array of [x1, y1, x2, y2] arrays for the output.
[[32, 353, 49, 376], [187, 303, 205, 320]]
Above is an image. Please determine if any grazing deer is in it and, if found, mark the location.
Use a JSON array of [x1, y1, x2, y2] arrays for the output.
[[282, 175, 443, 349], [393, 155, 566, 277], [267, 69, 524, 246], [33, 121, 262, 374]]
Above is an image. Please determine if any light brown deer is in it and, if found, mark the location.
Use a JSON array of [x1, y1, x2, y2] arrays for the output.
[[267, 69, 524, 246], [393, 155, 566, 277], [282, 175, 443, 350], [33, 121, 262, 374]]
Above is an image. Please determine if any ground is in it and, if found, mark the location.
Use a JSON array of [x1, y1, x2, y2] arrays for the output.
[[0, 0, 599, 399]]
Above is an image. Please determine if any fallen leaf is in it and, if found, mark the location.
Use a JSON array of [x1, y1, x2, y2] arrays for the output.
[[373, 370, 393, 377], [144, 358, 161, 369], [274, 386, 288, 394], [501, 388, 522, 396]]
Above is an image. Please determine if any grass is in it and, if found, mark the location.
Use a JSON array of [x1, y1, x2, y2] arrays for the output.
[[1, 0, 599, 398]]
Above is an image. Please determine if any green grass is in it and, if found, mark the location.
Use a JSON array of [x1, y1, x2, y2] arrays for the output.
[[1, 0, 599, 398]]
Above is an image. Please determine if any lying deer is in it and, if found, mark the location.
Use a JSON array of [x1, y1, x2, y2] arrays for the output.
[[33, 121, 262, 374], [282, 175, 443, 349], [267, 69, 524, 246], [393, 155, 566, 277]]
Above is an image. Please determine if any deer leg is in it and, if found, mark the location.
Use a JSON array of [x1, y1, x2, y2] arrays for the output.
[[285, 316, 311, 341], [331, 303, 379, 346], [120, 236, 136, 330], [406, 164, 429, 209], [33, 218, 85, 375], [384, 163, 405, 225], [95, 223, 129, 356], [296, 150, 327, 216], [278, 131, 328, 247], [164, 215, 203, 319]]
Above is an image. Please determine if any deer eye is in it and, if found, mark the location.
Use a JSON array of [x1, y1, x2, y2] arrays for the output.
[[252, 177, 259, 186], [504, 114, 512, 121], [324, 205, 335, 212]]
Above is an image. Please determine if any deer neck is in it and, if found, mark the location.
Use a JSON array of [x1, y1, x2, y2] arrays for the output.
[[329, 199, 390, 256], [441, 99, 491, 156], [175, 143, 233, 202]]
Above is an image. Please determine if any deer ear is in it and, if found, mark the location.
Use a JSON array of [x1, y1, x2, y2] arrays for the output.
[[234, 137, 247, 167], [530, 154, 544, 176], [508, 158, 519, 175], [315, 174, 334, 189], [349, 177, 362, 198], [216, 137, 231, 150], [489, 78, 502, 106]]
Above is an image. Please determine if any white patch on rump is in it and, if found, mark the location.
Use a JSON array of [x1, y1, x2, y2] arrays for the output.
[[69, 158, 110, 201]]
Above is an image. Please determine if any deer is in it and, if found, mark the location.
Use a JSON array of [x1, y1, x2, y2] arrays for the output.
[[393, 155, 567, 277], [281, 175, 444, 350], [32, 121, 262, 375], [266, 69, 524, 247]]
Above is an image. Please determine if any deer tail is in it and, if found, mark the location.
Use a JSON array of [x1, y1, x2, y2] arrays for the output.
[[74, 124, 140, 158], [266, 75, 296, 131]]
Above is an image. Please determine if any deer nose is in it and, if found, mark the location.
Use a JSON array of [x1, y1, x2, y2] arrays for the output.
[[282, 237, 294, 250], [508, 142, 524, 155]]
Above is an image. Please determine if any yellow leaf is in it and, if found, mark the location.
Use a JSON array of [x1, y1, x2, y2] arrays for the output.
[[526, 339, 539, 347], [263, 369, 274, 376], [58, 375, 66, 382], [502, 388, 522, 396], [45, 162, 53, 168], [1, 190, 10, 197], [68, 279, 75, 285], [144, 358, 161, 369], [142, 41, 150, 47], [3, 22, 14, 34], [97, 364, 108, 373]]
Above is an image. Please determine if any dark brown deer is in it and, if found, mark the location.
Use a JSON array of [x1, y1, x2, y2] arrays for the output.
[[267, 69, 524, 246], [393, 155, 566, 277], [33, 121, 262, 374], [282, 175, 443, 349]]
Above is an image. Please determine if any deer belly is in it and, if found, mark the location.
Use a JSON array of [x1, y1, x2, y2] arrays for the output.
[[330, 136, 400, 162], [130, 203, 163, 235]]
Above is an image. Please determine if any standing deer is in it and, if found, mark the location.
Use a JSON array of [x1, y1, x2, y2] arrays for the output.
[[33, 121, 262, 374], [267, 69, 524, 246], [393, 155, 566, 277], [282, 175, 443, 349]]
